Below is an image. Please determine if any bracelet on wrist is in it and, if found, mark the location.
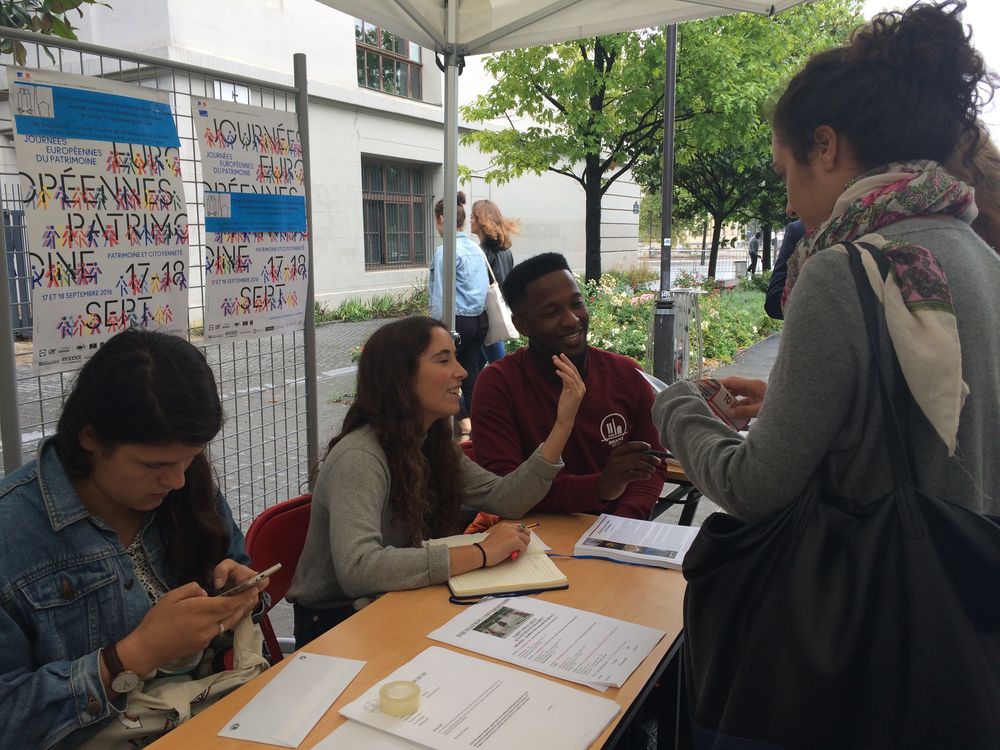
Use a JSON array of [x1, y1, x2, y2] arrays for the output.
[[472, 542, 487, 569]]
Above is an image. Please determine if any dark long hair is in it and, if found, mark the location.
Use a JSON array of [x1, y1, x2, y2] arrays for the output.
[[772, 1, 996, 173], [55, 329, 227, 586], [327, 316, 463, 544], [434, 190, 467, 229]]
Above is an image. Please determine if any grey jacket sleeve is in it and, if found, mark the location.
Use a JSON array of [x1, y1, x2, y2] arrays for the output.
[[320, 445, 453, 595], [460, 445, 564, 518], [654, 251, 867, 521]]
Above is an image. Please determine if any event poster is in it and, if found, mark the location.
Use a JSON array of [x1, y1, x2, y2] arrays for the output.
[[8, 67, 189, 374], [193, 99, 307, 343]]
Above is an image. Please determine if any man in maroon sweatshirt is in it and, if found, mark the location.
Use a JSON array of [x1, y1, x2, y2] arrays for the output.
[[471, 253, 664, 520]]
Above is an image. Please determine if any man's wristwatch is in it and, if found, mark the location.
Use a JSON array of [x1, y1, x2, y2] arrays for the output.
[[103, 642, 141, 693]]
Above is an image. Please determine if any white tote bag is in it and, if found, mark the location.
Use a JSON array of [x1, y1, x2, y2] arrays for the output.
[[80, 616, 268, 748], [482, 252, 519, 345]]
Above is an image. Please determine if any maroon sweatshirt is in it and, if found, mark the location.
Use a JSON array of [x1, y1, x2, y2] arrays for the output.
[[471, 345, 664, 519]]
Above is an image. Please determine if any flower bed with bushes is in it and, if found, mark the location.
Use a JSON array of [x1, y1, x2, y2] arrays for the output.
[[507, 270, 781, 371]]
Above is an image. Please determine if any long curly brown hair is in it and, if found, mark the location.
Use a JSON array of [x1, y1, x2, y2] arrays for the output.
[[326, 316, 464, 544], [772, 1, 996, 171]]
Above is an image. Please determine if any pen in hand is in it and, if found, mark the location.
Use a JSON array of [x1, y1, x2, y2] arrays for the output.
[[511, 523, 541, 561]]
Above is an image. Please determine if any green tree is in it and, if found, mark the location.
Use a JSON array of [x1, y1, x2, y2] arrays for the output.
[[461, 33, 665, 281], [1, 1, 110, 65], [737, 156, 788, 270], [638, 193, 660, 249], [634, 1, 863, 275]]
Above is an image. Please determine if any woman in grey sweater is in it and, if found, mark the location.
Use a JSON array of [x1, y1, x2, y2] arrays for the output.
[[654, 1, 999, 521], [287, 316, 585, 647]]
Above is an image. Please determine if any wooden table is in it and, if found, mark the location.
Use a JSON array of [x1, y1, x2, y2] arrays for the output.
[[152, 513, 687, 749]]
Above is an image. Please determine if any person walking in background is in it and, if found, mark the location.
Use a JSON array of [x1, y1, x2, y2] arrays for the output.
[[428, 191, 488, 440], [764, 218, 806, 319], [748, 231, 761, 274], [471, 199, 519, 364]]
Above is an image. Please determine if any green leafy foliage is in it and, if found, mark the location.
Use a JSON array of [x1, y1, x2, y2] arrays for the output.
[[700, 290, 782, 362], [634, 1, 863, 274], [736, 270, 772, 293], [314, 286, 429, 323], [462, 33, 665, 281], [603, 264, 658, 290], [1, 0, 111, 65], [584, 274, 657, 364], [508, 271, 778, 367], [673, 270, 707, 289]]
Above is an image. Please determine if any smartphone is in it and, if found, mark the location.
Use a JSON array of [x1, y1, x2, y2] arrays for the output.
[[218, 563, 282, 597]]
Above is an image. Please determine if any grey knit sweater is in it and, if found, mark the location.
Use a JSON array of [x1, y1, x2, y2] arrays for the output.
[[654, 216, 1000, 521], [286, 425, 563, 611]]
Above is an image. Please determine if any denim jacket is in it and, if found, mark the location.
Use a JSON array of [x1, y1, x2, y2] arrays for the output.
[[0, 438, 249, 749], [428, 232, 489, 320]]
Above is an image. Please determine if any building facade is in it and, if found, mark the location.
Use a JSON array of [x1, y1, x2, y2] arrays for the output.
[[68, 0, 641, 306]]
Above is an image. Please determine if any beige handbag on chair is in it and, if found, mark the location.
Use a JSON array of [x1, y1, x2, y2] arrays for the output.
[[80, 616, 268, 748]]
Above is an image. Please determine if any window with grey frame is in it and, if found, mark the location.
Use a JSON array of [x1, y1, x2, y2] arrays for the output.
[[355, 19, 422, 99], [362, 161, 430, 269]]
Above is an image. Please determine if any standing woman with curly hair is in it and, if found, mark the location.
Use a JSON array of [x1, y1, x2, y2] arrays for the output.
[[471, 198, 519, 363], [287, 316, 584, 648], [657, 0, 1000, 529], [653, 1, 1000, 746]]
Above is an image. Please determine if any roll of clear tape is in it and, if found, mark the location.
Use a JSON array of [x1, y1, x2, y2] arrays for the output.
[[379, 680, 420, 717]]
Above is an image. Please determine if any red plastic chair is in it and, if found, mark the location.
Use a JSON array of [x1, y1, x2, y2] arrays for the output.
[[244, 493, 312, 663]]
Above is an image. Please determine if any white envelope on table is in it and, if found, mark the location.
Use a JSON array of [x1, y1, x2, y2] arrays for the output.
[[218, 652, 365, 747]]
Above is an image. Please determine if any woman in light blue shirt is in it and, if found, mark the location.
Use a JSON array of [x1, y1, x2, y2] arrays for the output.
[[428, 191, 489, 438]]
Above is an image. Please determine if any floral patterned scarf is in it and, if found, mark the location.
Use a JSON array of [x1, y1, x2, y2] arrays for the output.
[[781, 160, 976, 455]]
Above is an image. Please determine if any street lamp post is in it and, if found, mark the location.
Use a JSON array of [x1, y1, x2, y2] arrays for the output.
[[632, 200, 640, 247], [653, 24, 679, 384]]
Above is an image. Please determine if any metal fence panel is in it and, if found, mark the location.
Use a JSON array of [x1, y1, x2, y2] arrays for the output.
[[0, 31, 315, 529]]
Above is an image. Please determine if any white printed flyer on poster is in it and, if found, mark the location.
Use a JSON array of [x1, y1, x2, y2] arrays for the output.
[[193, 99, 307, 343], [8, 67, 189, 374]]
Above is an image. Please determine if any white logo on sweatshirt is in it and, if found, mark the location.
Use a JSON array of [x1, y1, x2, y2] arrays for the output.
[[599, 413, 628, 447]]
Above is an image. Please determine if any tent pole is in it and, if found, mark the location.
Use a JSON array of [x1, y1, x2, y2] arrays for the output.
[[441, 0, 460, 333]]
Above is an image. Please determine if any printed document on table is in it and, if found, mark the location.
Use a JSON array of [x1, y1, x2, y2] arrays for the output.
[[427, 596, 665, 690], [315, 720, 426, 750], [218, 653, 365, 747], [339, 646, 619, 750]]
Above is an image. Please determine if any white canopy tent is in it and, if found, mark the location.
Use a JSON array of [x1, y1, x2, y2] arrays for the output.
[[315, 0, 814, 326]]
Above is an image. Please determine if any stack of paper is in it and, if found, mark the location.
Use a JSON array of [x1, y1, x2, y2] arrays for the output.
[[428, 596, 664, 690], [337, 647, 619, 750]]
